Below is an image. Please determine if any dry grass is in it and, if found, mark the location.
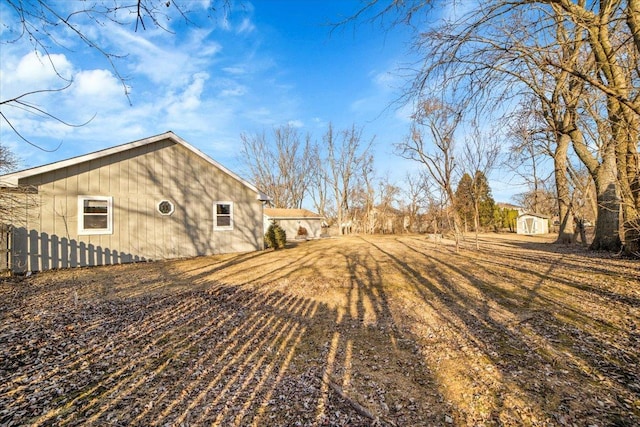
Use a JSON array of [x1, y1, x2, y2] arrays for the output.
[[1, 233, 639, 426]]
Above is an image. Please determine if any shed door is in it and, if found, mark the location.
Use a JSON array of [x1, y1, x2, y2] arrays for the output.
[[525, 217, 534, 234]]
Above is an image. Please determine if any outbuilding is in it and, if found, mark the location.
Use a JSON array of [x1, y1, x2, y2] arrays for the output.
[[516, 213, 550, 235], [0, 132, 269, 273], [263, 208, 325, 240]]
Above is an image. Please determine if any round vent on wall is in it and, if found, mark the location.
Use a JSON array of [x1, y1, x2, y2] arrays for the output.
[[157, 200, 175, 216]]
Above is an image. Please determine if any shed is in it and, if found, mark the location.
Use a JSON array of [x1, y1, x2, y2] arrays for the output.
[[517, 213, 550, 235], [0, 131, 270, 273], [263, 208, 325, 240]]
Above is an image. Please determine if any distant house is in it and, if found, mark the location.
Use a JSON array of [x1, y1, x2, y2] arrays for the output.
[[0, 132, 270, 273], [496, 202, 524, 215], [263, 208, 325, 240], [517, 213, 550, 235]]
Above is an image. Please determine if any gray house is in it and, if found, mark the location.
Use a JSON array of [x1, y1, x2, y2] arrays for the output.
[[0, 132, 269, 273]]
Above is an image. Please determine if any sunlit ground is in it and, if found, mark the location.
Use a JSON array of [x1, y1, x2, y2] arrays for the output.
[[1, 233, 638, 426]]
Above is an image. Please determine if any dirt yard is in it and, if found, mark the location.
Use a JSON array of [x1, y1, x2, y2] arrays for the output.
[[1, 233, 638, 426]]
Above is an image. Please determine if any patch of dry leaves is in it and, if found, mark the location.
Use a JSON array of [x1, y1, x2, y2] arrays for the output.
[[1, 233, 638, 426]]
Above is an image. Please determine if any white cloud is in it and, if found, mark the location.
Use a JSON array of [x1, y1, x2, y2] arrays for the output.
[[1, 51, 74, 99], [237, 18, 256, 34], [287, 120, 304, 128], [214, 76, 247, 97], [166, 72, 209, 115], [223, 66, 247, 75], [372, 70, 399, 91], [246, 107, 275, 125], [186, 28, 222, 56], [220, 85, 247, 97], [105, 24, 219, 88], [17, 51, 73, 82], [72, 69, 123, 99], [394, 102, 413, 123], [349, 97, 369, 113]]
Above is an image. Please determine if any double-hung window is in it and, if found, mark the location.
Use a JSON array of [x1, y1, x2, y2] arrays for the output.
[[213, 201, 233, 231], [78, 196, 113, 235]]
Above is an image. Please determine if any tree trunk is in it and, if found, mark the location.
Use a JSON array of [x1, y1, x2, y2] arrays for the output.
[[554, 134, 575, 244], [622, 212, 640, 256], [569, 105, 623, 251], [590, 158, 622, 251], [474, 201, 480, 250], [618, 129, 640, 256]]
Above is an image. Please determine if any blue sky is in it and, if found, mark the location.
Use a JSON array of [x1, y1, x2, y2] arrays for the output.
[[0, 1, 522, 203]]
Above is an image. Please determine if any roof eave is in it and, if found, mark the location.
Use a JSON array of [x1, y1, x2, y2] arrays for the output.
[[0, 131, 266, 197], [0, 132, 176, 185]]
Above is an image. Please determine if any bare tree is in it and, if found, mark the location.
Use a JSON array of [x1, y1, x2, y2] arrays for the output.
[[1, 0, 231, 147], [373, 176, 401, 234], [351, 0, 640, 255], [396, 99, 462, 251], [0, 145, 37, 241], [505, 104, 553, 215], [567, 164, 598, 244], [0, 144, 21, 222], [323, 123, 374, 235], [0, 145, 18, 175], [401, 171, 430, 233], [568, 86, 622, 249], [357, 154, 376, 234], [240, 125, 314, 209], [308, 143, 334, 221], [460, 126, 500, 249], [515, 194, 557, 225]]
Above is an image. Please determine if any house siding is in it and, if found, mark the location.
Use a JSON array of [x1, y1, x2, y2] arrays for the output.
[[11, 138, 264, 272]]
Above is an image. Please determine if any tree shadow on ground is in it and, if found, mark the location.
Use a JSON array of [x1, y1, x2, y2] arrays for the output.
[[388, 235, 639, 425], [1, 235, 637, 426], [0, 242, 448, 426]]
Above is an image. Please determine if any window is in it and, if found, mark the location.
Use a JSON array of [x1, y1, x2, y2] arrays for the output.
[[157, 200, 175, 215], [213, 202, 233, 230], [78, 196, 113, 235]]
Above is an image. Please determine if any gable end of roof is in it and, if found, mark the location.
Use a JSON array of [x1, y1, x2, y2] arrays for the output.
[[0, 132, 270, 200]]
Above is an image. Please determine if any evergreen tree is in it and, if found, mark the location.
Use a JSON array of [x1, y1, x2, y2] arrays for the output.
[[497, 207, 519, 232], [455, 173, 474, 231], [474, 171, 496, 228], [455, 171, 496, 231]]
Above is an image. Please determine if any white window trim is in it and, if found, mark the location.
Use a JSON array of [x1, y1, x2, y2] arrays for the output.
[[78, 195, 113, 235], [213, 201, 234, 231]]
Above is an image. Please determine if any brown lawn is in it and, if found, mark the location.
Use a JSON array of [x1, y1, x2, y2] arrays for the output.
[[1, 233, 639, 426]]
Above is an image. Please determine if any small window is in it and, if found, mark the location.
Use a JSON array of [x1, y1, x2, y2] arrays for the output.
[[78, 196, 113, 235], [157, 200, 175, 215], [213, 202, 233, 230]]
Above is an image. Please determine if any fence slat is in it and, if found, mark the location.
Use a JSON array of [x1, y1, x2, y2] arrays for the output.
[[0, 224, 10, 272]]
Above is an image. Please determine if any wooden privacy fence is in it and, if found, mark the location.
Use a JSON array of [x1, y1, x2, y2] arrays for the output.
[[0, 224, 10, 273]]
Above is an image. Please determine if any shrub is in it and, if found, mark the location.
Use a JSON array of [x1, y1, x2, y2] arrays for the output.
[[265, 224, 276, 249], [274, 225, 287, 248], [297, 226, 308, 236], [265, 223, 286, 249]]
